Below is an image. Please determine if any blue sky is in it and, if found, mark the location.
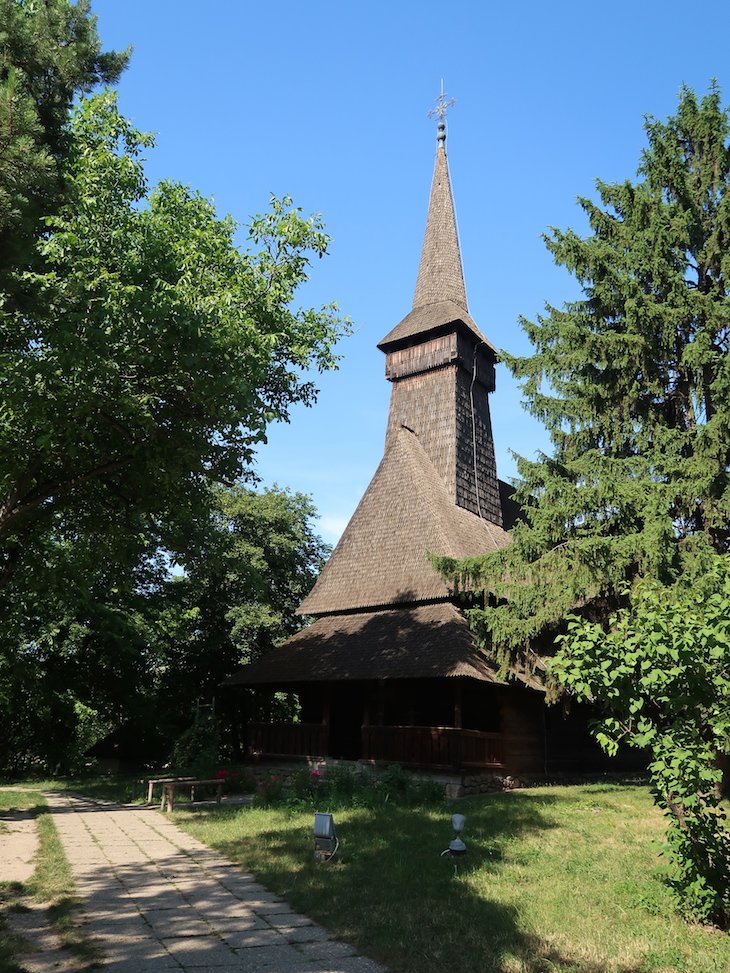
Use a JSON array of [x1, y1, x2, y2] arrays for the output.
[[93, 1, 730, 544]]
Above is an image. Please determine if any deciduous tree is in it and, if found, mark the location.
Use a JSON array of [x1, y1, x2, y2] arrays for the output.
[[554, 559, 730, 925], [0, 93, 345, 599], [155, 484, 329, 720]]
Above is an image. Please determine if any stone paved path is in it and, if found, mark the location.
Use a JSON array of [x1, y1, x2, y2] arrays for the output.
[[44, 792, 385, 973]]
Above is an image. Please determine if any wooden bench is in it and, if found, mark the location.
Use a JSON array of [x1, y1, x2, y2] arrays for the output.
[[145, 776, 196, 804], [160, 778, 224, 812]]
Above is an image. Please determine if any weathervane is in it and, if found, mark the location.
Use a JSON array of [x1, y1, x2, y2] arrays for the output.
[[427, 80, 455, 143]]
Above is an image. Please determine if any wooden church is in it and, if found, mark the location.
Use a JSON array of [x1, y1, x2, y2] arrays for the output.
[[227, 108, 608, 779]]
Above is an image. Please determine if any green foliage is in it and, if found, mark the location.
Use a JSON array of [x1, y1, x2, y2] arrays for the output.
[[0, 481, 327, 775], [1, 92, 345, 596], [0, 80, 340, 772], [152, 483, 328, 735], [434, 85, 730, 927], [169, 716, 221, 778], [256, 771, 285, 805], [436, 85, 730, 658], [553, 556, 730, 925], [265, 764, 446, 810], [0, 0, 127, 295]]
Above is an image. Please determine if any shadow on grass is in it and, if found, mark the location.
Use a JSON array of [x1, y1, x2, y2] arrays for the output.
[[0, 804, 45, 821], [0, 923, 27, 973], [201, 792, 650, 973], [47, 896, 105, 963]]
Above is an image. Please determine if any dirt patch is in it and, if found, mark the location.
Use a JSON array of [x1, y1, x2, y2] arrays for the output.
[[0, 810, 39, 883]]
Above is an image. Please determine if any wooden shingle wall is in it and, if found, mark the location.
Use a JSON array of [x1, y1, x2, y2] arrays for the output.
[[455, 366, 502, 524], [384, 334, 502, 526], [385, 365, 458, 499]]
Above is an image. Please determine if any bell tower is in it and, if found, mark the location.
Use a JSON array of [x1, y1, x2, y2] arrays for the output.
[[377, 98, 503, 526]]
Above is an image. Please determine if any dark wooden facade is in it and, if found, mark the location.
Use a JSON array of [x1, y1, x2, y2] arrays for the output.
[[236, 678, 547, 776]]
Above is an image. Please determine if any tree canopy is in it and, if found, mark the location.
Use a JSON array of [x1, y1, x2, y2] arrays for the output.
[[0, 0, 128, 296], [438, 85, 730, 658], [0, 92, 345, 599], [154, 484, 329, 722], [0, 2, 346, 775], [0, 483, 328, 775]]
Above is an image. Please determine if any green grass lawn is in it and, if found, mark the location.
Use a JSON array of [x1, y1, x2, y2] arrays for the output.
[[173, 783, 730, 973]]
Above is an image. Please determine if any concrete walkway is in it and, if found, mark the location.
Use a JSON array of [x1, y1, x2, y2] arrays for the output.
[[45, 792, 385, 973]]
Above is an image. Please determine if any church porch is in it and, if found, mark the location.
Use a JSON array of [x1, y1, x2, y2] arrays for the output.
[[232, 677, 545, 775]]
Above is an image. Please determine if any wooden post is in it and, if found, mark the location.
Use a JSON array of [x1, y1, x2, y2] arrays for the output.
[[453, 679, 463, 729], [377, 680, 385, 727], [453, 680, 464, 770]]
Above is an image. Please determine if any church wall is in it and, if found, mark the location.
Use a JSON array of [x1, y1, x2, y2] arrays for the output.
[[498, 686, 546, 776], [385, 365, 458, 498], [454, 366, 502, 523], [384, 332, 458, 381]]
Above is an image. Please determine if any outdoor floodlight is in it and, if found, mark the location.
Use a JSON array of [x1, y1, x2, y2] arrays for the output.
[[313, 812, 339, 863], [441, 813, 467, 857]]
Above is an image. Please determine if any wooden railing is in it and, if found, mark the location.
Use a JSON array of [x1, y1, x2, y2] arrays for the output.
[[362, 725, 505, 770], [245, 721, 505, 770], [247, 722, 327, 759]]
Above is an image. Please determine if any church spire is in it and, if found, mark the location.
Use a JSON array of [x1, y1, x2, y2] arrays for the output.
[[412, 86, 468, 312]]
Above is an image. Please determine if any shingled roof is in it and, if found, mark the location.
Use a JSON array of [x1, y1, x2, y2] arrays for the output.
[[379, 131, 493, 352], [227, 603, 499, 685], [377, 300, 496, 354], [225, 602, 544, 690], [298, 425, 510, 616]]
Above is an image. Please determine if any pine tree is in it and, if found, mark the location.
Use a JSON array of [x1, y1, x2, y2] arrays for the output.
[[434, 85, 730, 926], [0, 0, 128, 296], [439, 85, 730, 658]]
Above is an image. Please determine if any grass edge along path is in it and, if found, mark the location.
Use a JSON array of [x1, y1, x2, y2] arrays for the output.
[[0, 788, 101, 973], [172, 782, 730, 973]]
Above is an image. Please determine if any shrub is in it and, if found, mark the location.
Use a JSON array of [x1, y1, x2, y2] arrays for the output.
[[170, 717, 220, 777]]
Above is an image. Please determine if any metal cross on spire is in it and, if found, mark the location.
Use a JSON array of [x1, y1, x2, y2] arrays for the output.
[[427, 80, 455, 143], [428, 80, 456, 120]]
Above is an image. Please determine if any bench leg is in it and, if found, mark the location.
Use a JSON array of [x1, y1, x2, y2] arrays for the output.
[[148, 781, 154, 804], [216, 784, 223, 804]]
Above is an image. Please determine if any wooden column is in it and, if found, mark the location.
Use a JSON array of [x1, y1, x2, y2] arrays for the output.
[[377, 680, 385, 726], [453, 679, 463, 729], [362, 686, 371, 727]]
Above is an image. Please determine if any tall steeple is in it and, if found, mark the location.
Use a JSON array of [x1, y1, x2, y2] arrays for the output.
[[412, 111, 468, 312], [377, 94, 503, 526], [294, 93, 509, 619]]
